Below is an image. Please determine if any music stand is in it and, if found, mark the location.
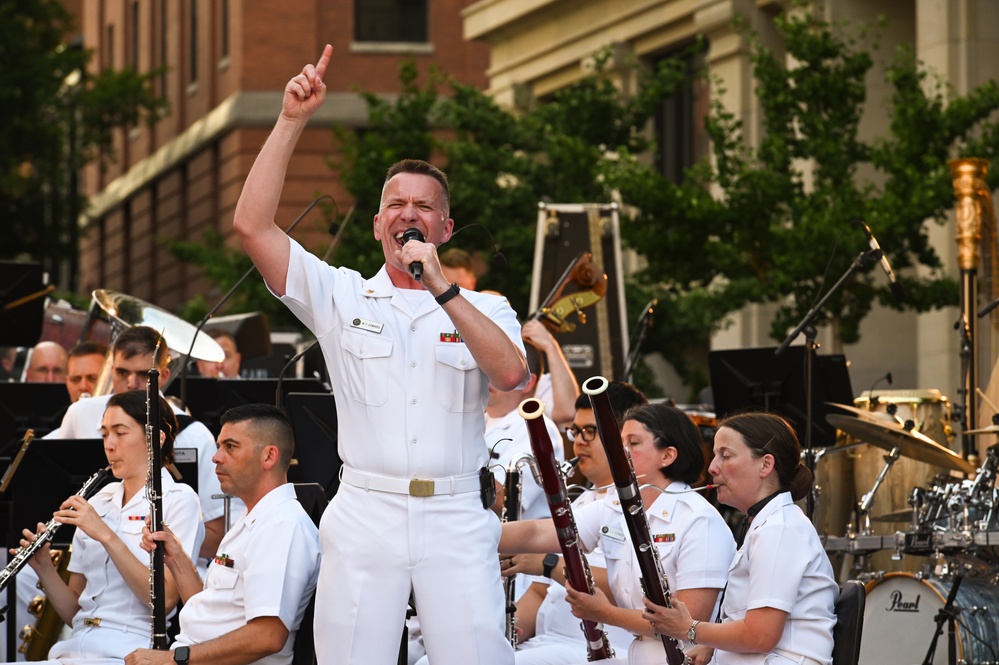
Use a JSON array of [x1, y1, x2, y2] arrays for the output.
[[0, 262, 46, 347], [285, 392, 341, 498], [3, 439, 111, 547], [0, 383, 71, 452], [708, 346, 853, 447], [167, 377, 329, 437]]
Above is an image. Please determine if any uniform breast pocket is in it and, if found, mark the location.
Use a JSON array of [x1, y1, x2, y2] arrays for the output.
[[205, 564, 240, 602], [435, 344, 482, 412], [340, 329, 394, 406]]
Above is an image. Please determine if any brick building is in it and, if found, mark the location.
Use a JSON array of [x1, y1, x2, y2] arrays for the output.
[[78, 0, 488, 313]]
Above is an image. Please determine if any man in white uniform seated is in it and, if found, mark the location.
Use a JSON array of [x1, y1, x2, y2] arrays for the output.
[[125, 404, 321, 665]]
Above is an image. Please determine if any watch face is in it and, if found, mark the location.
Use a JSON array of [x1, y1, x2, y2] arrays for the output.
[[174, 646, 190, 664]]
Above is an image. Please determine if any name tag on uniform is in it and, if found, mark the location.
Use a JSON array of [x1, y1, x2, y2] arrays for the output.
[[351, 317, 384, 334], [600, 525, 626, 542]]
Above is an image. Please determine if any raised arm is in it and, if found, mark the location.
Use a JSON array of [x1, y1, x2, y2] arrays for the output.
[[232, 44, 332, 296]]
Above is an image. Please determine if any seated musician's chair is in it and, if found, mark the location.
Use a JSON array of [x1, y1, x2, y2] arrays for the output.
[[832, 579, 866, 665]]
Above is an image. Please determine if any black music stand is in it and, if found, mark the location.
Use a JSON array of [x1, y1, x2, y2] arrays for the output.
[[3, 439, 111, 548], [285, 392, 341, 498], [166, 377, 329, 437], [0, 383, 72, 451], [0, 262, 45, 347], [708, 346, 853, 447]]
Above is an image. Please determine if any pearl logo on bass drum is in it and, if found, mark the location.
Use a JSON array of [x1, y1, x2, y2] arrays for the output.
[[885, 589, 921, 613]]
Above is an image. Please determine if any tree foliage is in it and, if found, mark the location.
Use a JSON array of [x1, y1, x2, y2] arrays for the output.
[[0, 0, 166, 284]]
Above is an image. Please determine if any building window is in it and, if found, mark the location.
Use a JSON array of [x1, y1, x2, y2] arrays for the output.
[[220, 0, 230, 59], [354, 0, 427, 43], [653, 49, 708, 184], [129, 2, 140, 70], [158, 0, 168, 95], [105, 24, 115, 69], [189, 0, 199, 84]]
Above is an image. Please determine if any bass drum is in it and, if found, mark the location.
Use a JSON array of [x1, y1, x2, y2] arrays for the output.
[[852, 390, 954, 573], [860, 573, 999, 665]]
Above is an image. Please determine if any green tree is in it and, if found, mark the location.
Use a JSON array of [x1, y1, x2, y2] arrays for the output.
[[0, 1, 166, 288]]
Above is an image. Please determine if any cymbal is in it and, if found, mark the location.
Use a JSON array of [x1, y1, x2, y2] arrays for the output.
[[825, 402, 902, 425], [962, 424, 999, 436], [93, 289, 225, 363], [826, 414, 975, 474]]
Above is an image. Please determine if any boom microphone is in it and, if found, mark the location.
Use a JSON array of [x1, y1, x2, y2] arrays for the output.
[[403, 228, 424, 281], [857, 220, 906, 303]]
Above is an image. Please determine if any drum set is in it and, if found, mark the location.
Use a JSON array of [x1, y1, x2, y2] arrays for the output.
[[816, 392, 999, 665]]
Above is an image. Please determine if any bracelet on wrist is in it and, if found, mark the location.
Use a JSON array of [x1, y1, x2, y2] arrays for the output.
[[435, 283, 460, 306]]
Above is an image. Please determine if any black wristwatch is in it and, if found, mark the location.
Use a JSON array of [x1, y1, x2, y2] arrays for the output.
[[542, 553, 559, 578], [174, 646, 190, 665]]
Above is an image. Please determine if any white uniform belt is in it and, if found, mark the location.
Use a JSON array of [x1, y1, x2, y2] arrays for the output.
[[339, 465, 481, 497], [773, 647, 824, 665], [80, 616, 149, 637]]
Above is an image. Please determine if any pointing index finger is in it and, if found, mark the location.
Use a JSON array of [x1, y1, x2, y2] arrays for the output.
[[315, 44, 333, 82]]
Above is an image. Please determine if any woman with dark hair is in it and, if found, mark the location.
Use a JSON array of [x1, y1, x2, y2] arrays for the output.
[[644, 412, 838, 665], [8, 390, 203, 664], [500, 403, 735, 665]]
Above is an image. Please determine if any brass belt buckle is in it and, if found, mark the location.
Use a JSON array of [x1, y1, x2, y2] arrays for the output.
[[84, 617, 102, 627], [409, 478, 435, 497]]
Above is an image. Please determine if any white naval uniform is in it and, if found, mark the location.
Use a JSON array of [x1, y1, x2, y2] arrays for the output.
[[277, 238, 525, 665], [21, 471, 203, 665], [173, 483, 320, 665], [572, 481, 735, 665], [715, 492, 837, 665], [54, 394, 243, 527], [514, 490, 633, 665]]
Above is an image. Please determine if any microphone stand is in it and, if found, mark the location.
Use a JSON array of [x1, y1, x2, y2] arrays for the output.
[[921, 574, 962, 665], [179, 195, 335, 410], [275, 340, 320, 409], [776, 248, 881, 519], [622, 298, 657, 383]]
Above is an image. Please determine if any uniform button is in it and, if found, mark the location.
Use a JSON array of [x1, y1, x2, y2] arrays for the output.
[[411, 437, 418, 444], [411, 325, 417, 332], [411, 362, 417, 368], [460, 359, 466, 366], [411, 398, 417, 404]]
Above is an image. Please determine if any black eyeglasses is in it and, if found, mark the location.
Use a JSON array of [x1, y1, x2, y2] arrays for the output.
[[565, 425, 598, 442]]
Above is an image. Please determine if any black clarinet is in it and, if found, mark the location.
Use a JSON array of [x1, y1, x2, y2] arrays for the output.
[[583, 376, 684, 665], [501, 454, 527, 647], [0, 465, 111, 596], [518, 398, 614, 661], [145, 369, 168, 650]]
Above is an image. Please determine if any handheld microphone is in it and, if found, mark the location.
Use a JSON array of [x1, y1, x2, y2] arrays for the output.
[[857, 220, 906, 303], [403, 228, 424, 281]]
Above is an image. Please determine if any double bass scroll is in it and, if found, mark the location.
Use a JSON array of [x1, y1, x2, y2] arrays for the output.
[[517, 398, 614, 661], [583, 375, 685, 665]]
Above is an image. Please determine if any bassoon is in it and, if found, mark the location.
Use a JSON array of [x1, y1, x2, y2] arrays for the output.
[[583, 376, 684, 665], [517, 398, 614, 661], [145, 369, 168, 649]]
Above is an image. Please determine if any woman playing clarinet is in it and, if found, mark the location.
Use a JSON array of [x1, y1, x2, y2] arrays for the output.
[[6, 390, 203, 665], [643, 412, 838, 665], [500, 403, 735, 665]]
